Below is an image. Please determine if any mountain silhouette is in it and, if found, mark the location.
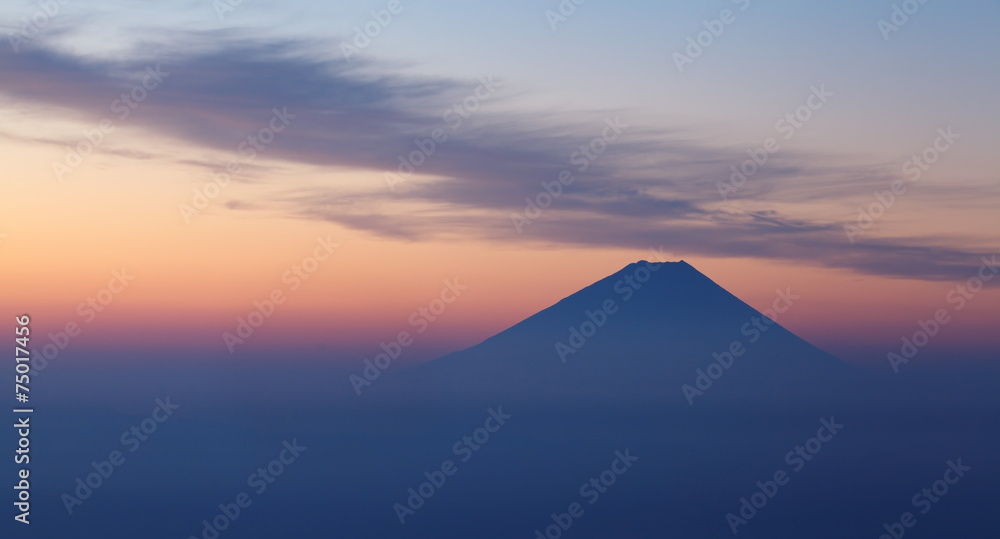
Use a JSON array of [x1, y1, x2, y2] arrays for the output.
[[387, 260, 856, 407]]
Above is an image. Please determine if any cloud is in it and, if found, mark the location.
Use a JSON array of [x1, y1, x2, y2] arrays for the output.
[[0, 31, 994, 283]]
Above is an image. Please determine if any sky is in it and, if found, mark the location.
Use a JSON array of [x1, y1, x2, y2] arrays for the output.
[[1, 0, 997, 366]]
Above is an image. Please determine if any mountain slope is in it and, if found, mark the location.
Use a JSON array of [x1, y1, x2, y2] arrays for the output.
[[388, 260, 855, 406]]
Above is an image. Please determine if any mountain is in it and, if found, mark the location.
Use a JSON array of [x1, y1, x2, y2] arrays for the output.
[[387, 260, 856, 407]]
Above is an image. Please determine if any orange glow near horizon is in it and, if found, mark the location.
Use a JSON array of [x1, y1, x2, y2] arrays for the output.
[[2, 112, 998, 367]]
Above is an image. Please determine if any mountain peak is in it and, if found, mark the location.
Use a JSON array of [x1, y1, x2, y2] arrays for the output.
[[597, 259, 714, 299], [618, 259, 696, 275], [627, 259, 688, 267]]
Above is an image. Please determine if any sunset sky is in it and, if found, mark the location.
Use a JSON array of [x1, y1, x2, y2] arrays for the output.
[[2, 0, 997, 366]]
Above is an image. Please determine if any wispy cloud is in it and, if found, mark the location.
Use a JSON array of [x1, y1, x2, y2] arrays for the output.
[[0, 30, 994, 283]]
